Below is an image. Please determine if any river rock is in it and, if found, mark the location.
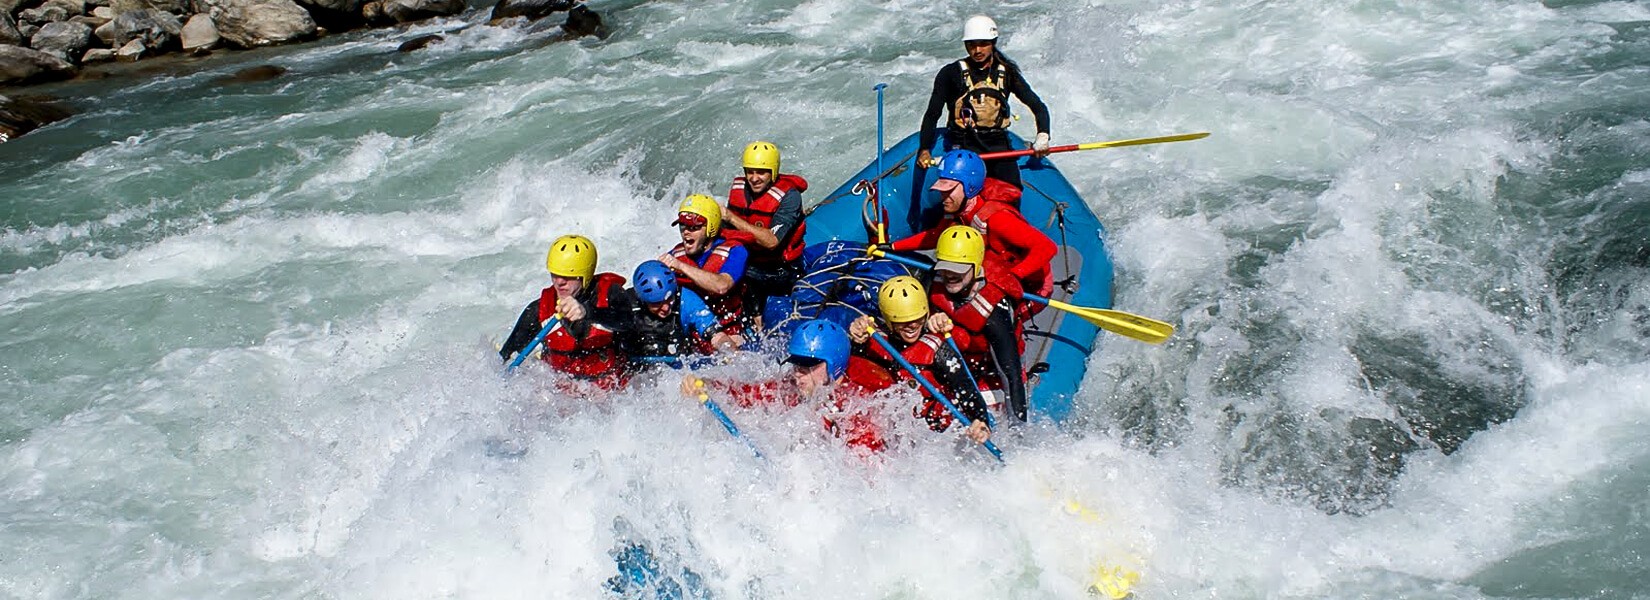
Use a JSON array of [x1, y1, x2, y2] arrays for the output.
[[92, 19, 115, 43], [561, 3, 600, 37], [113, 36, 141, 59], [214, 63, 282, 83], [81, 46, 113, 61], [110, 8, 181, 50], [0, 44, 76, 85], [19, 4, 70, 24], [110, 0, 185, 14], [69, 13, 110, 27], [0, 94, 73, 143], [1, 14, 22, 46], [363, 0, 463, 25], [30, 20, 93, 60], [1, 0, 28, 19], [199, 0, 315, 48], [179, 12, 215, 50], [91, 5, 115, 18], [489, 0, 571, 22], [395, 32, 440, 52]]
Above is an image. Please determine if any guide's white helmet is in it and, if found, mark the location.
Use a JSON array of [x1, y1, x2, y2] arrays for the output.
[[963, 15, 998, 42]]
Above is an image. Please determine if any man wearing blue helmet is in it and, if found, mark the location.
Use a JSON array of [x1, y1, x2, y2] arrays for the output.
[[620, 260, 737, 367], [917, 14, 1052, 189], [682, 319, 894, 455], [891, 148, 1058, 314]]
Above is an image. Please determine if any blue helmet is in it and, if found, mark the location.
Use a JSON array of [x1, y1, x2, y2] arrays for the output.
[[935, 149, 986, 198], [632, 260, 679, 304], [787, 319, 850, 380]]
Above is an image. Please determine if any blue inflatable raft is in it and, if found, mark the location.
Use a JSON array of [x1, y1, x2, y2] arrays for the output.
[[792, 132, 1115, 423]]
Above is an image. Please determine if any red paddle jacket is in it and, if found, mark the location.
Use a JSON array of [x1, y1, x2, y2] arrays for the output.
[[892, 178, 1057, 311]]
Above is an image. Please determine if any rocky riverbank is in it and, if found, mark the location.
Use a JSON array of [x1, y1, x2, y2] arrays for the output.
[[1, 0, 602, 141]]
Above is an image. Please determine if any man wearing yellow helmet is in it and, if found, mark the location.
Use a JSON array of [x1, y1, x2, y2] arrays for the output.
[[920, 225, 1031, 422], [916, 14, 1052, 190], [719, 141, 809, 326], [500, 234, 635, 389], [661, 194, 751, 341], [848, 276, 993, 444]]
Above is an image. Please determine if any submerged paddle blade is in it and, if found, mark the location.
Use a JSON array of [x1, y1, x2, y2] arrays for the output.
[[1088, 563, 1141, 599]]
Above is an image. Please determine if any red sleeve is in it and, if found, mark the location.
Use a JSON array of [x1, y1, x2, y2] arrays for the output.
[[986, 212, 1057, 281], [889, 224, 945, 252]]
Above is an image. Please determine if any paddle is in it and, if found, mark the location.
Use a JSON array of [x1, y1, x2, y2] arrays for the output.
[[865, 247, 1176, 345], [1022, 293, 1175, 345], [504, 314, 561, 373], [871, 332, 1004, 461], [976, 132, 1210, 162], [691, 379, 763, 459]]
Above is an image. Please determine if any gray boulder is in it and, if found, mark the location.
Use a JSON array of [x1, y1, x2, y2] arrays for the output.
[[1, 94, 74, 143], [178, 12, 214, 51], [19, 5, 71, 24], [92, 19, 116, 44], [81, 46, 114, 61], [110, 8, 181, 50], [362, 0, 463, 25], [0, 44, 76, 85], [199, 0, 314, 48], [2, 14, 22, 46], [113, 36, 141, 59], [1, 0, 28, 20], [489, 0, 571, 22], [69, 13, 111, 27], [111, 0, 187, 14], [30, 21, 93, 60]]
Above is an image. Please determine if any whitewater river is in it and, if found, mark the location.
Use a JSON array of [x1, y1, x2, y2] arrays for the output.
[[3, 0, 1647, 597]]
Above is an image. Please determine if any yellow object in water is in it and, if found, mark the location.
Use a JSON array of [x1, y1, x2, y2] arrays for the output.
[[1088, 563, 1141, 599]]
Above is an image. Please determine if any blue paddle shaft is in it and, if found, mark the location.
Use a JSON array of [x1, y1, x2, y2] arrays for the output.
[[505, 315, 561, 372], [874, 250, 931, 271], [871, 333, 1003, 461], [874, 83, 887, 189], [1022, 292, 1053, 305], [700, 392, 763, 459]]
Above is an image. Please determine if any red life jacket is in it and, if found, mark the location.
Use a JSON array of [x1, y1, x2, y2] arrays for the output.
[[960, 179, 1054, 301], [929, 264, 1023, 359], [723, 173, 808, 266], [669, 238, 746, 335], [537, 272, 629, 388]]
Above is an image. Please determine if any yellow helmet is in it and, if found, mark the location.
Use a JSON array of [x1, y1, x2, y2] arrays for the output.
[[878, 276, 929, 323], [545, 234, 598, 283], [934, 225, 985, 276], [742, 141, 781, 173], [675, 194, 722, 237]]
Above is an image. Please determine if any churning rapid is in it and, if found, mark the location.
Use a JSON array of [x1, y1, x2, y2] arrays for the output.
[[3, 0, 1648, 597]]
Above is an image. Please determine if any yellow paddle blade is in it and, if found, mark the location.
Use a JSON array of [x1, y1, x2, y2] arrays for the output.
[[1076, 132, 1210, 152], [1089, 563, 1141, 599], [1046, 298, 1175, 344]]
